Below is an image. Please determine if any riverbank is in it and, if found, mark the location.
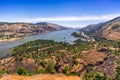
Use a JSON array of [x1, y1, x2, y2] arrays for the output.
[[0, 30, 77, 59], [0, 38, 21, 42]]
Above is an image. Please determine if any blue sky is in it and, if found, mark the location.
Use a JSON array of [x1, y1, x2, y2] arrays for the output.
[[0, 0, 120, 28]]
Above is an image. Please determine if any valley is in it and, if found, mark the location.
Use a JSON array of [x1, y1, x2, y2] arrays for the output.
[[1, 0, 120, 80], [0, 17, 120, 80]]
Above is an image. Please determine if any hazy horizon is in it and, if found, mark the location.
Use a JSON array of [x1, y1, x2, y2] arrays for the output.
[[0, 0, 120, 28]]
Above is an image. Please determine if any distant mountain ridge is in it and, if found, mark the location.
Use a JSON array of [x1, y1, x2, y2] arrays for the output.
[[80, 17, 120, 41], [0, 22, 69, 40]]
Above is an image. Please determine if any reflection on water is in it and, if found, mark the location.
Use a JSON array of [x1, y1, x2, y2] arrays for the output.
[[0, 29, 78, 58]]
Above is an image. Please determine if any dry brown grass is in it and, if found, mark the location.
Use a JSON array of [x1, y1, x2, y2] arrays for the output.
[[0, 74, 82, 80]]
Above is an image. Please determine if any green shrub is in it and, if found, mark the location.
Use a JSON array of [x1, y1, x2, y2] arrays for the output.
[[94, 73, 109, 80], [62, 66, 71, 75], [84, 72, 94, 80], [17, 66, 28, 75], [40, 61, 47, 67], [33, 69, 46, 74], [116, 65, 120, 80], [73, 60, 78, 66], [84, 72, 109, 80], [45, 61, 56, 74], [86, 66, 93, 72], [0, 70, 6, 74]]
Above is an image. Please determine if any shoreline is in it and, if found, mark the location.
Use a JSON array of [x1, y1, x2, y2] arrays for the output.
[[0, 38, 21, 42], [0, 29, 71, 42], [0, 29, 76, 59]]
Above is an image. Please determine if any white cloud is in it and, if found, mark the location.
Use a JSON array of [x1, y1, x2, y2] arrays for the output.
[[21, 14, 120, 22]]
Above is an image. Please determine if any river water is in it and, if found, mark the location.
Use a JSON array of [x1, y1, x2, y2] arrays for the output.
[[0, 29, 78, 59]]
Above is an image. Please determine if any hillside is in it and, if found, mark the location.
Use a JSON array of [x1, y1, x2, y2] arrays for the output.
[[0, 39, 120, 80], [79, 17, 120, 41], [0, 22, 68, 40]]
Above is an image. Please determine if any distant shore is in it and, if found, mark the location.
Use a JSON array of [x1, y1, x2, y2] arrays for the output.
[[0, 38, 21, 42]]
